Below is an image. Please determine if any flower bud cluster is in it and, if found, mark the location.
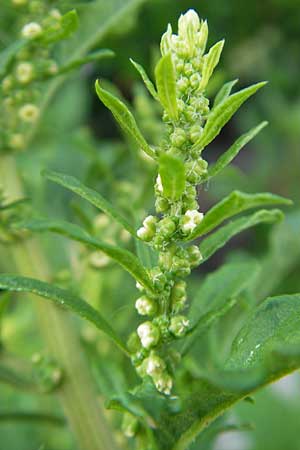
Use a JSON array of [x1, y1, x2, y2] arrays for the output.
[[0, 1, 65, 152], [130, 10, 217, 396]]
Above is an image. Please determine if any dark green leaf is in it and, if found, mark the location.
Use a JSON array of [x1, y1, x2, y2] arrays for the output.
[[155, 53, 178, 120], [130, 59, 159, 100], [19, 219, 154, 293], [213, 79, 238, 108], [158, 154, 186, 201], [193, 82, 267, 152], [43, 169, 135, 236], [0, 412, 64, 427], [200, 209, 284, 262], [95, 80, 155, 159], [206, 122, 268, 180], [187, 190, 291, 241], [0, 274, 128, 354]]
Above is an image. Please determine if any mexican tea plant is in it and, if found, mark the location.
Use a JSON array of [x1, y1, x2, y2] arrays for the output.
[[1, 5, 300, 450]]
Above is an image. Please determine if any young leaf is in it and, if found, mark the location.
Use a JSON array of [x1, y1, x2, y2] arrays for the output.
[[43, 169, 135, 236], [19, 219, 154, 293], [42, 10, 79, 44], [158, 154, 186, 201], [0, 274, 128, 354], [186, 190, 291, 241], [206, 121, 268, 180], [155, 53, 178, 120], [199, 40, 225, 91], [130, 59, 159, 101], [95, 80, 155, 159], [213, 79, 238, 108], [199, 209, 284, 263], [193, 81, 267, 152]]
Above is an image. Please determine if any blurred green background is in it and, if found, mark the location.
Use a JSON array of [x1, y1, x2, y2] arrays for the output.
[[1, 0, 300, 449]]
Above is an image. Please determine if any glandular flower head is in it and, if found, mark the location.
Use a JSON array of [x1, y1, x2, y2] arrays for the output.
[[137, 321, 160, 349]]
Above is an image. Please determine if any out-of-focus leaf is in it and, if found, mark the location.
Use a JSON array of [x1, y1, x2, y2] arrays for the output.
[[58, 49, 114, 74], [43, 169, 135, 235], [95, 80, 155, 159], [186, 191, 291, 241], [0, 40, 26, 77], [42, 10, 79, 44], [0, 275, 128, 354], [155, 53, 178, 120], [199, 40, 224, 91], [193, 82, 267, 152], [199, 209, 284, 262], [213, 79, 238, 107], [19, 219, 154, 293], [206, 121, 268, 180], [159, 154, 186, 201], [0, 412, 65, 426], [130, 59, 159, 100]]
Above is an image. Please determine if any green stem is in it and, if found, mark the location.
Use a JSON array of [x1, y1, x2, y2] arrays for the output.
[[0, 154, 119, 450]]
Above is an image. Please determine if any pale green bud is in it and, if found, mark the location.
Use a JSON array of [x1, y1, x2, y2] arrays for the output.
[[2, 76, 14, 92], [143, 215, 157, 232], [155, 196, 169, 213], [9, 134, 25, 150], [197, 20, 209, 54], [135, 296, 157, 316], [172, 256, 191, 277], [157, 217, 176, 238], [170, 128, 186, 147], [149, 267, 167, 291], [16, 62, 34, 84], [22, 22, 42, 39], [18, 103, 40, 123], [169, 315, 190, 337], [153, 372, 173, 395], [180, 209, 204, 234], [176, 76, 189, 93], [137, 322, 160, 349], [190, 73, 201, 89], [187, 245, 203, 268], [160, 24, 173, 56], [145, 351, 166, 377], [189, 125, 204, 143]]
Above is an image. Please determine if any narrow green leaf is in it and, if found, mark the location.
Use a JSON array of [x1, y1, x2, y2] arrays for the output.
[[0, 40, 26, 77], [43, 169, 135, 236], [130, 59, 159, 101], [183, 261, 259, 354], [0, 364, 37, 392], [187, 190, 291, 241], [19, 219, 154, 293], [155, 53, 178, 120], [200, 209, 284, 263], [207, 121, 268, 180], [227, 293, 300, 370], [58, 49, 114, 75], [0, 412, 64, 427], [95, 80, 155, 159], [0, 274, 128, 354], [42, 10, 79, 44], [158, 154, 186, 201], [193, 82, 267, 152], [199, 40, 225, 91], [213, 79, 238, 108]]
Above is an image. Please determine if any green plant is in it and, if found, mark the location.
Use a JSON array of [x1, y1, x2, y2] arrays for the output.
[[1, 5, 300, 450]]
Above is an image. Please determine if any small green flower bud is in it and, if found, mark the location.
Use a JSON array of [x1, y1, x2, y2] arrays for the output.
[[143, 215, 157, 232], [22, 22, 42, 39], [172, 280, 187, 301], [183, 62, 193, 77], [180, 209, 204, 234], [157, 217, 176, 238], [135, 296, 157, 316], [175, 59, 185, 73], [144, 351, 166, 377], [2, 76, 14, 92], [187, 245, 203, 268], [156, 174, 163, 193], [160, 23, 173, 56], [190, 73, 201, 89], [16, 62, 34, 84], [158, 251, 173, 271], [170, 128, 186, 147], [127, 332, 141, 353], [197, 20, 209, 54], [153, 372, 173, 395], [169, 315, 190, 337], [18, 103, 40, 123], [137, 226, 154, 242], [172, 256, 191, 277], [149, 267, 167, 291], [155, 196, 169, 213], [8, 134, 25, 150], [137, 321, 160, 349], [177, 99, 185, 113]]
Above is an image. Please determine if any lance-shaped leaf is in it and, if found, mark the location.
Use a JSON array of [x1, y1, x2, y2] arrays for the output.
[[186, 191, 291, 241], [0, 40, 26, 77], [163, 293, 300, 450], [213, 79, 238, 108], [158, 154, 186, 201], [19, 219, 154, 293], [193, 81, 267, 152], [206, 121, 268, 180], [155, 53, 178, 120], [199, 40, 225, 91], [95, 80, 155, 159], [199, 209, 284, 263], [182, 261, 259, 354], [43, 169, 135, 236], [130, 59, 159, 101], [58, 49, 114, 75], [0, 274, 128, 354]]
